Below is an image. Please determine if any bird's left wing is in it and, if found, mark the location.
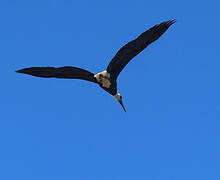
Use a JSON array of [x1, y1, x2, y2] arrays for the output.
[[107, 19, 176, 78], [16, 66, 97, 83]]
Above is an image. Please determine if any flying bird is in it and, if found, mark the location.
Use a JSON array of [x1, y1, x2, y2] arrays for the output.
[[16, 19, 176, 112]]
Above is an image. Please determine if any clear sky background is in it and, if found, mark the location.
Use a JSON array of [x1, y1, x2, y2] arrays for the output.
[[1, 0, 219, 179]]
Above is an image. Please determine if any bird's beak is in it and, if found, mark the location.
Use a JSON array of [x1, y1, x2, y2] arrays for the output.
[[118, 99, 126, 112]]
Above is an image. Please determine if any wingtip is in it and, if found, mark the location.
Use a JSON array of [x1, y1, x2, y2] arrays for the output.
[[167, 19, 176, 26], [16, 67, 32, 74], [15, 69, 24, 73]]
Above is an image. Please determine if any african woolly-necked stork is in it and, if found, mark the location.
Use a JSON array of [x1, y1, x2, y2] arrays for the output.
[[16, 19, 176, 112]]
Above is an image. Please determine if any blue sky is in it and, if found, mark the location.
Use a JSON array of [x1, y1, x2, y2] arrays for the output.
[[1, 0, 220, 179]]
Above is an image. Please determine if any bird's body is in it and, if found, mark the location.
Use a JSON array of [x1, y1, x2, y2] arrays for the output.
[[16, 19, 176, 111], [94, 70, 117, 95], [94, 70, 111, 89]]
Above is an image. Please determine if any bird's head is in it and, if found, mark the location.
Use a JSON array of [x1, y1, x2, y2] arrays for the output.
[[113, 93, 126, 112]]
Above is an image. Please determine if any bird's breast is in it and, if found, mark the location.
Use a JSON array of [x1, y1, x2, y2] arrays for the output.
[[100, 78, 111, 88]]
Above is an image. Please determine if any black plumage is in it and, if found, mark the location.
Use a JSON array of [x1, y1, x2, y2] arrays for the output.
[[107, 19, 176, 79], [16, 66, 97, 83], [16, 19, 176, 111]]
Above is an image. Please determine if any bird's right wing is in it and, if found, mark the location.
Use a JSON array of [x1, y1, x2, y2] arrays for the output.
[[107, 19, 176, 78], [16, 66, 97, 83]]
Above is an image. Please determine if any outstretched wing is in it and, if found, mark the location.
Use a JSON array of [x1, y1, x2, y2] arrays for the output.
[[16, 66, 97, 83], [107, 19, 176, 78]]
